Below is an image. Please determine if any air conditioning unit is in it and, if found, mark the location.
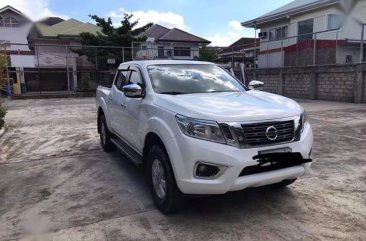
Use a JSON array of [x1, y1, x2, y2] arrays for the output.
[[259, 32, 268, 39]]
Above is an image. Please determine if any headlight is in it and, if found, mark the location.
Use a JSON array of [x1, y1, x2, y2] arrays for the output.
[[176, 114, 226, 143], [301, 110, 308, 132], [295, 110, 308, 141]]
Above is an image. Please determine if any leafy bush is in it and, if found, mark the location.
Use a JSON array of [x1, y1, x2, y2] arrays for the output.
[[0, 103, 6, 129], [80, 75, 90, 91]]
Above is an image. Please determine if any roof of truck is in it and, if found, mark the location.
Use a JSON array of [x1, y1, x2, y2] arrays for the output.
[[118, 60, 214, 69]]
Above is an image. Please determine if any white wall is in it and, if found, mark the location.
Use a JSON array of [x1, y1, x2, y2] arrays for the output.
[[0, 11, 32, 51], [35, 45, 77, 67]]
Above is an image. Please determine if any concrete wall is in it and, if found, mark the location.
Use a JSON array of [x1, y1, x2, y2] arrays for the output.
[[246, 64, 366, 103]]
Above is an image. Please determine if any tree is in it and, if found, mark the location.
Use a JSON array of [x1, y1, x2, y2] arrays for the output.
[[198, 47, 219, 62], [74, 14, 152, 69], [0, 44, 7, 90]]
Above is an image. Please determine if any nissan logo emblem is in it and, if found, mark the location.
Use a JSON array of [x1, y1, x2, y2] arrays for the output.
[[265, 126, 278, 141]]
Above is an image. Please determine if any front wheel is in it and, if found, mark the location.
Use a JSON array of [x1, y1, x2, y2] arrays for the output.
[[147, 145, 183, 213]]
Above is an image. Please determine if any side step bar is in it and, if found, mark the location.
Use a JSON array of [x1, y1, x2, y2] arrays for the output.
[[110, 137, 143, 165]]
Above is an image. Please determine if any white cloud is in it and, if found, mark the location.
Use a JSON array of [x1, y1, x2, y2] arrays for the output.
[[0, 0, 69, 21], [205, 20, 256, 46], [108, 8, 190, 31], [228, 20, 243, 31]]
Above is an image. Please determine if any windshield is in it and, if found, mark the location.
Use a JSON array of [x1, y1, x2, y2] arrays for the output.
[[147, 64, 246, 94]]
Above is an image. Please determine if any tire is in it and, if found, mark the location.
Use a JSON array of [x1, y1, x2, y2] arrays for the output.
[[273, 178, 297, 188], [98, 114, 114, 152], [147, 145, 183, 214]]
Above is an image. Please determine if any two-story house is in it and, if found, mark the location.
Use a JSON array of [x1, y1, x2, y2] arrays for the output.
[[242, 0, 366, 68], [136, 24, 211, 60], [0, 5, 35, 94], [28, 18, 102, 92]]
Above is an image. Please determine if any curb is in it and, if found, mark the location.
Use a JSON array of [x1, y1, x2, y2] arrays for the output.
[[0, 123, 7, 138]]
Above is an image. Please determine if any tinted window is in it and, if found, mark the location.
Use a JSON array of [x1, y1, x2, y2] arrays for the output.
[[129, 70, 143, 86], [174, 47, 191, 57], [147, 64, 245, 94], [298, 19, 314, 41], [114, 70, 128, 90]]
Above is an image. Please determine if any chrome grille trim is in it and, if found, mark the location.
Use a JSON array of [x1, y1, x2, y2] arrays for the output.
[[241, 120, 295, 147]]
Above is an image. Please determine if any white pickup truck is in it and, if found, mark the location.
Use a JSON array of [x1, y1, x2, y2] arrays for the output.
[[96, 60, 313, 213]]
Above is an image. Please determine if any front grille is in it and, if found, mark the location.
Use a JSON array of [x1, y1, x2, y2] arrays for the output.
[[241, 120, 295, 147]]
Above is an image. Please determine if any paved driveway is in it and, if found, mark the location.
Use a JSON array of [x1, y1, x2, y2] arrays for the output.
[[0, 98, 365, 241]]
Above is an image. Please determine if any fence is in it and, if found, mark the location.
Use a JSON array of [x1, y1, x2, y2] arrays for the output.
[[1, 25, 365, 97], [0, 43, 223, 96], [218, 25, 366, 69], [245, 64, 366, 103]]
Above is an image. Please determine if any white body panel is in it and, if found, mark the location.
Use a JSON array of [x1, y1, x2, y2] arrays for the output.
[[96, 60, 313, 195]]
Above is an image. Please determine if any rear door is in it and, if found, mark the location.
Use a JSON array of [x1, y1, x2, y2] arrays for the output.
[[109, 68, 129, 133]]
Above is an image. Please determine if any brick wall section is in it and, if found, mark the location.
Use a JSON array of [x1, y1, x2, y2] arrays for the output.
[[244, 64, 366, 103], [283, 73, 311, 98], [317, 72, 356, 102], [257, 74, 279, 94]]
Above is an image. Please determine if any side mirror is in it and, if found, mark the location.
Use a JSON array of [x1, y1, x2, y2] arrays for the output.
[[122, 83, 143, 98], [248, 80, 264, 90]]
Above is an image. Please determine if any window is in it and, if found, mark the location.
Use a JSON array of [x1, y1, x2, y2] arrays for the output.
[[128, 70, 143, 86], [328, 14, 344, 30], [3, 17, 19, 27], [147, 64, 246, 94], [298, 19, 314, 41], [0, 16, 3, 26], [158, 46, 164, 57], [114, 70, 129, 90], [174, 47, 191, 57], [269, 26, 288, 41]]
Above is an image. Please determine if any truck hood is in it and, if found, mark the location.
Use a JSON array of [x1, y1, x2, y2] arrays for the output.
[[153, 90, 303, 122]]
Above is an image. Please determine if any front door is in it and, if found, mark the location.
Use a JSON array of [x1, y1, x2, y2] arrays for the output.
[[122, 66, 146, 151]]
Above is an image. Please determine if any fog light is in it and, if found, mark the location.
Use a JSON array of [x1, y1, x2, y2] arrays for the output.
[[194, 162, 226, 179]]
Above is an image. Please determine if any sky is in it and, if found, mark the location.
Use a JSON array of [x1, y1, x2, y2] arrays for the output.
[[0, 0, 294, 46]]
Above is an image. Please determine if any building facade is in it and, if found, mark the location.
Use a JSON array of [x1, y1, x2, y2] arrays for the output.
[[218, 37, 259, 68], [242, 0, 366, 68], [136, 24, 211, 60], [0, 5, 35, 94]]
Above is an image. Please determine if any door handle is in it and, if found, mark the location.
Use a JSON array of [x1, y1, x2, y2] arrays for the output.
[[120, 103, 126, 109], [108, 97, 113, 101]]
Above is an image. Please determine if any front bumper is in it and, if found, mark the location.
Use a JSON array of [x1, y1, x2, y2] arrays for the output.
[[166, 123, 313, 195]]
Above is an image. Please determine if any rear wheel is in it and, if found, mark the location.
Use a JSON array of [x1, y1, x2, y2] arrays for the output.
[[147, 145, 183, 213], [98, 115, 114, 152]]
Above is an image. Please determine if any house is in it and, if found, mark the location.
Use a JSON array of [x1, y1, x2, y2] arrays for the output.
[[0, 5, 35, 95], [218, 37, 259, 67], [27, 18, 102, 92], [242, 0, 366, 68], [136, 24, 211, 60]]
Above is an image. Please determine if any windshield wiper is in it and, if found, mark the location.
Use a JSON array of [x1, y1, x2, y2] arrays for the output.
[[160, 91, 186, 95], [207, 90, 240, 93]]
